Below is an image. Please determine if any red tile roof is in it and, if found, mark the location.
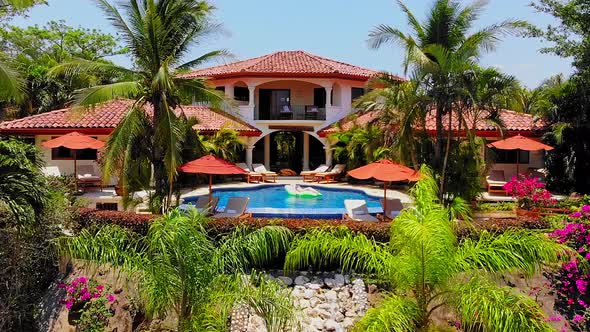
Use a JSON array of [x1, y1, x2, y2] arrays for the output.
[[318, 108, 547, 137], [0, 99, 261, 136], [180, 50, 387, 81]]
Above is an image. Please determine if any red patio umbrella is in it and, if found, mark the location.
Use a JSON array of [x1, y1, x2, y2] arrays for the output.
[[178, 155, 246, 201], [347, 160, 420, 215], [487, 135, 554, 174], [42, 132, 105, 192]]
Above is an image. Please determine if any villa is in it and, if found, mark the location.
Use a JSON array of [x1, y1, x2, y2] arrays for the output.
[[0, 50, 548, 202]]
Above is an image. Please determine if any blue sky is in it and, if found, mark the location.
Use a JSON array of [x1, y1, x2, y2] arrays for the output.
[[12, 0, 573, 88]]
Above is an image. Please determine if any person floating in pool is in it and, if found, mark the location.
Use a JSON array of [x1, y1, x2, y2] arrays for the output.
[[284, 184, 322, 197]]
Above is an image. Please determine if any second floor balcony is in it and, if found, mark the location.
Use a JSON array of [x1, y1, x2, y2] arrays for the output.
[[255, 105, 327, 121]]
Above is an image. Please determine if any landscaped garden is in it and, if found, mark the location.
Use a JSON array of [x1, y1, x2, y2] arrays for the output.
[[3, 0, 590, 331]]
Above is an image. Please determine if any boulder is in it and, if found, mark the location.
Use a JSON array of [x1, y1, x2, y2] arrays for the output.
[[294, 276, 310, 285], [277, 276, 293, 286]]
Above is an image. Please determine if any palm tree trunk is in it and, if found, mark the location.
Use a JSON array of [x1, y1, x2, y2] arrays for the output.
[[151, 95, 168, 212], [434, 104, 444, 169], [440, 110, 453, 199]]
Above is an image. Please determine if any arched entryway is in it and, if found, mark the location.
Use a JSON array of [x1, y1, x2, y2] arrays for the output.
[[251, 131, 326, 173]]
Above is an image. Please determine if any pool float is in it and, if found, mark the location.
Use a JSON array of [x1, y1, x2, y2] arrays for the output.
[[284, 184, 322, 197]]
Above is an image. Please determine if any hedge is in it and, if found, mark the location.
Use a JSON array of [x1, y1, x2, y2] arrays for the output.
[[74, 208, 552, 242]]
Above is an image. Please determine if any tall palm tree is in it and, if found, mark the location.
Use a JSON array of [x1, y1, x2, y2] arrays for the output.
[[58, 209, 294, 331], [51, 0, 228, 210], [285, 166, 567, 331], [368, 0, 524, 172]]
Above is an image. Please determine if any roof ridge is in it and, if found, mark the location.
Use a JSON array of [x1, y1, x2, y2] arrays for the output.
[[300, 50, 378, 74]]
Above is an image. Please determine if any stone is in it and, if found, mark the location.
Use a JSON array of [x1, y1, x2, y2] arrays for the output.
[[277, 276, 293, 286], [306, 283, 322, 290], [303, 289, 316, 299], [333, 311, 345, 323], [345, 309, 357, 317], [334, 274, 345, 287], [342, 317, 355, 329], [368, 284, 378, 294], [310, 277, 324, 286], [299, 299, 311, 309], [310, 317, 324, 330], [247, 315, 268, 332], [324, 278, 336, 288], [316, 308, 332, 319], [324, 290, 338, 303], [295, 276, 310, 285], [309, 297, 321, 308], [323, 319, 340, 331], [351, 279, 369, 315], [337, 289, 350, 301], [344, 274, 351, 284]]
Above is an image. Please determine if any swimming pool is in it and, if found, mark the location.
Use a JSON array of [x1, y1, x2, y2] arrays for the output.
[[182, 184, 383, 218]]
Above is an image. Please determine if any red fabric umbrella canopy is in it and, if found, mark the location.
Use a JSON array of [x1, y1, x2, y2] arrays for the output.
[[348, 160, 419, 218], [487, 135, 554, 151], [348, 159, 420, 182], [178, 155, 247, 175], [178, 155, 247, 201], [42, 131, 105, 150]]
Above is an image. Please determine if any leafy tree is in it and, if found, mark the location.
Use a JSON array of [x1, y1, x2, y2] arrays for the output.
[[0, 21, 127, 117], [58, 209, 294, 331], [52, 0, 228, 211], [199, 127, 245, 162], [367, 0, 523, 196], [329, 124, 389, 170], [285, 166, 566, 331]]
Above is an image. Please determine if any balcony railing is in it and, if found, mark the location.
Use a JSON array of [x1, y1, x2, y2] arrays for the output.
[[255, 105, 326, 121]]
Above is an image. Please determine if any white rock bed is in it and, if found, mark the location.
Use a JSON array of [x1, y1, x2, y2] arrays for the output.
[[231, 271, 370, 332]]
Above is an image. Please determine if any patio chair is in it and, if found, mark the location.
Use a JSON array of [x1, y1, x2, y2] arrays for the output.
[[300, 164, 330, 182], [486, 169, 507, 195], [77, 165, 103, 192], [187, 196, 219, 215], [253, 163, 278, 183], [305, 105, 319, 120], [212, 197, 251, 219], [379, 198, 404, 220], [279, 105, 293, 120], [237, 162, 262, 183], [314, 164, 346, 183], [343, 199, 379, 222]]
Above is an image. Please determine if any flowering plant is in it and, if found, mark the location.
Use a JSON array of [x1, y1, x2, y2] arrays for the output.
[[547, 207, 590, 331], [503, 175, 555, 209], [59, 276, 116, 332]]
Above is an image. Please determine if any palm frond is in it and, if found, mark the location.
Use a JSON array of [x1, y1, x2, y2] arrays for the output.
[[0, 57, 25, 102], [353, 293, 419, 332], [177, 49, 232, 70], [74, 81, 141, 106]]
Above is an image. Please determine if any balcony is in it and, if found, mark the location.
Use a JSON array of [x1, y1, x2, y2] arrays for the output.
[[255, 105, 326, 121]]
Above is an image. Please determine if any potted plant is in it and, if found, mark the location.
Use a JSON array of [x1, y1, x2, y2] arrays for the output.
[[504, 175, 555, 218]]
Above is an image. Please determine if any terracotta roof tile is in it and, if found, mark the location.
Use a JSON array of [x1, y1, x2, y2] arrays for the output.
[[0, 99, 261, 136], [318, 108, 546, 137], [180, 50, 388, 80]]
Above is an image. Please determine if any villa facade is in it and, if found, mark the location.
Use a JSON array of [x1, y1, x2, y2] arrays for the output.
[[0, 50, 547, 181]]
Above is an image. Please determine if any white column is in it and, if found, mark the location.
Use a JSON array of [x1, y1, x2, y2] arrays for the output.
[[248, 84, 256, 108], [324, 140, 332, 166], [246, 145, 254, 169], [303, 133, 310, 171], [324, 85, 333, 108], [224, 83, 234, 99], [264, 135, 270, 170]]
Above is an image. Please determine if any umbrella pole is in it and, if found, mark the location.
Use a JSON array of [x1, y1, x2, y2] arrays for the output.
[[74, 150, 78, 193], [383, 182, 388, 220], [516, 149, 520, 176], [209, 174, 213, 203]]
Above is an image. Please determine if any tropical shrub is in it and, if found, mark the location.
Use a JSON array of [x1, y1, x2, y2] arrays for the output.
[[285, 165, 566, 331], [59, 276, 116, 332], [504, 174, 555, 209], [548, 206, 590, 331]]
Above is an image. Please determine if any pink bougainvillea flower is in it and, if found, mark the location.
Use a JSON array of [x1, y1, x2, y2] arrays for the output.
[[96, 285, 104, 292], [107, 294, 115, 302], [58, 283, 66, 289], [77, 276, 87, 284], [568, 298, 575, 305], [573, 314, 584, 322], [65, 301, 73, 310], [547, 315, 562, 322], [93, 292, 101, 298]]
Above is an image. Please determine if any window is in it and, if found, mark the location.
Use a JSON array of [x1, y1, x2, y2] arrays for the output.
[[234, 86, 249, 102], [215, 86, 225, 93], [492, 149, 530, 164], [351, 87, 365, 101], [96, 202, 118, 211]]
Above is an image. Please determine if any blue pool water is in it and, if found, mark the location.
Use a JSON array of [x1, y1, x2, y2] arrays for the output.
[[182, 185, 383, 218]]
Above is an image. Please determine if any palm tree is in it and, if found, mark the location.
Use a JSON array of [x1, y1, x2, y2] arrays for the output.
[[368, 0, 524, 177], [0, 139, 47, 220], [58, 209, 294, 331], [199, 127, 245, 162], [329, 124, 388, 170], [285, 166, 567, 331], [51, 0, 228, 210]]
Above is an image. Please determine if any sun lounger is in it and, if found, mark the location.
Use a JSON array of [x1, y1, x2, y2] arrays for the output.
[[237, 162, 262, 183], [212, 197, 251, 219], [41, 166, 61, 177], [315, 164, 345, 183], [77, 165, 103, 192], [486, 170, 507, 194], [379, 198, 404, 220], [343, 199, 379, 222], [300, 164, 330, 182], [187, 196, 219, 215], [252, 164, 279, 183]]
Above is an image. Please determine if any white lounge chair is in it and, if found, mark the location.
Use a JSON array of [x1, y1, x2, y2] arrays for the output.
[[379, 198, 404, 220], [237, 162, 262, 183], [77, 165, 103, 192], [486, 170, 507, 194], [187, 196, 219, 215], [41, 166, 61, 177], [212, 197, 251, 219], [343, 199, 379, 222], [315, 164, 346, 183], [300, 164, 330, 182], [252, 164, 278, 183]]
